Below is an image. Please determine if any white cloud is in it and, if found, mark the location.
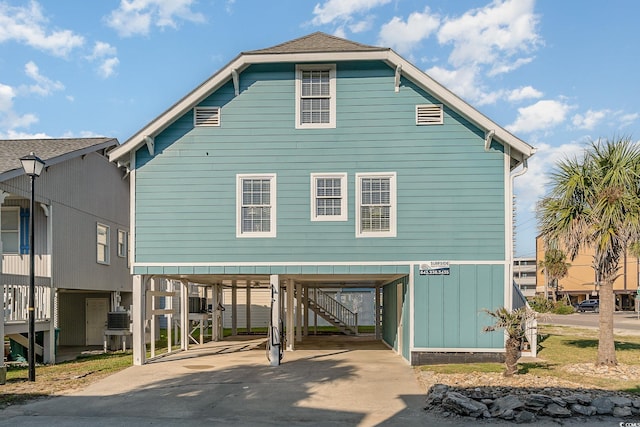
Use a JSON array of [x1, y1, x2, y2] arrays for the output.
[[89, 41, 117, 59], [106, 0, 205, 37], [0, 82, 39, 132], [98, 57, 120, 79], [571, 109, 609, 130], [437, 0, 540, 68], [312, 0, 391, 25], [617, 112, 639, 128], [506, 99, 573, 134], [23, 61, 64, 96], [0, 1, 84, 57], [348, 16, 374, 33], [378, 8, 440, 55], [427, 64, 503, 105], [87, 42, 119, 78], [507, 86, 543, 102], [487, 56, 533, 76]]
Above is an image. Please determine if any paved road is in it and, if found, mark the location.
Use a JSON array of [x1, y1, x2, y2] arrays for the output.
[[541, 311, 640, 335]]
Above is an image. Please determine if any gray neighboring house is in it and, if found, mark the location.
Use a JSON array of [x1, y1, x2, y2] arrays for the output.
[[0, 138, 131, 365]]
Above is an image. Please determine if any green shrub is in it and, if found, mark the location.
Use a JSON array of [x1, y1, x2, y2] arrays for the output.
[[528, 295, 554, 313], [552, 303, 575, 314]]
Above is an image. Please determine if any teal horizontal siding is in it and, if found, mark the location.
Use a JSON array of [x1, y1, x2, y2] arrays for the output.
[[413, 264, 504, 349], [134, 61, 506, 264]]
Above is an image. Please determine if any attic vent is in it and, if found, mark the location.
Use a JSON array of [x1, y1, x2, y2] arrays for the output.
[[416, 104, 443, 125], [194, 106, 220, 127]]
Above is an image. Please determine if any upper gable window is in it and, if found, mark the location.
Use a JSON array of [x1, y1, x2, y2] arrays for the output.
[[194, 106, 220, 127], [295, 64, 336, 129]]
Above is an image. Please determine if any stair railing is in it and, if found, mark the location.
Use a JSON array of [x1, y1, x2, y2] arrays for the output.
[[309, 288, 358, 334]]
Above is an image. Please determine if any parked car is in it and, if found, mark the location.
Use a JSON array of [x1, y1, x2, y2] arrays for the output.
[[576, 299, 599, 313]]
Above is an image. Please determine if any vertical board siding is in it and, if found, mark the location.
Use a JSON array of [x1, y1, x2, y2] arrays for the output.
[[135, 61, 506, 264], [413, 264, 504, 349]]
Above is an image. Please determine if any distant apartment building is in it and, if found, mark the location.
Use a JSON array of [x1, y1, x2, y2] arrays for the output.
[[514, 257, 537, 298], [536, 236, 638, 310]]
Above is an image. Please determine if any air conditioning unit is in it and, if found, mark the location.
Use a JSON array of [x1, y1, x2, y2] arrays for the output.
[[107, 312, 130, 330], [189, 297, 206, 313]]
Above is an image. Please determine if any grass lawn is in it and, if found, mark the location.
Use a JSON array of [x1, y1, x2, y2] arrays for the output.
[[1, 352, 132, 408], [420, 324, 640, 394]]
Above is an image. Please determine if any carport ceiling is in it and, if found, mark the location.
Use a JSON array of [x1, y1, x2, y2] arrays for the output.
[[155, 273, 405, 288]]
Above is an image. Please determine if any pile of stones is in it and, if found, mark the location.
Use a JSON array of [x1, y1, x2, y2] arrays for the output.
[[424, 383, 640, 423]]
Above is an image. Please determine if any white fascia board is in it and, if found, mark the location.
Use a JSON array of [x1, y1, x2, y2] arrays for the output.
[[109, 49, 534, 164]]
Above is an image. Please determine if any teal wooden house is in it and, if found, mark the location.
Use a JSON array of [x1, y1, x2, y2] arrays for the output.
[[109, 33, 535, 366]]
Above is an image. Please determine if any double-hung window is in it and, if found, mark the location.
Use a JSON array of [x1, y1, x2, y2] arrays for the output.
[[356, 172, 397, 237], [237, 174, 276, 237], [1, 207, 20, 253], [97, 223, 110, 264], [117, 229, 127, 258], [295, 64, 336, 129], [311, 173, 347, 221]]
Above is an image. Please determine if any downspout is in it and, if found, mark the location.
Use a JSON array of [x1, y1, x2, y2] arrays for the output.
[[509, 158, 529, 309]]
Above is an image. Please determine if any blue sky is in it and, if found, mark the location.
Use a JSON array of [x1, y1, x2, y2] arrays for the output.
[[1, 0, 638, 258]]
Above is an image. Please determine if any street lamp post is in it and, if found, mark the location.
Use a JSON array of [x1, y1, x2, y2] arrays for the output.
[[19, 152, 45, 382]]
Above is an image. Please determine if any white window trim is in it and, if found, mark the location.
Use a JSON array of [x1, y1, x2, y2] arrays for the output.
[[1, 206, 20, 254], [295, 64, 336, 129], [97, 223, 110, 265], [355, 172, 397, 238], [236, 174, 277, 238], [117, 229, 127, 258], [310, 173, 347, 221]]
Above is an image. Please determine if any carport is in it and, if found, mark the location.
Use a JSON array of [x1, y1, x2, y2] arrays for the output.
[[130, 272, 406, 366]]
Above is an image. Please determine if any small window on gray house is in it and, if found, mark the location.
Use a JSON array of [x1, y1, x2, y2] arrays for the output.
[[97, 223, 110, 265], [117, 229, 127, 258], [1, 207, 20, 253]]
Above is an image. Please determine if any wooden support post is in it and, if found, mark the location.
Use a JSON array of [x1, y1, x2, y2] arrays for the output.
[[180, 280, 189, 351], [269, 275, 281, 366], [132, 275, 146, 366], [303, 285, 309, 337], [286, 278, 294, 351], [231, 280, 237, 336], [295, 282, 302, 343], [246, 281, 251, 334], [375, 286, 381, 340]]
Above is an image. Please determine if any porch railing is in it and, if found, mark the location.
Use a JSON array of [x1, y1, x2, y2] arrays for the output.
[[3, 284, 51, 322], [513, 281, 537, 357]]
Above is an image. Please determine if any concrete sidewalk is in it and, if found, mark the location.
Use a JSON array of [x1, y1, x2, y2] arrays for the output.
[[0, 336, 451, 427]]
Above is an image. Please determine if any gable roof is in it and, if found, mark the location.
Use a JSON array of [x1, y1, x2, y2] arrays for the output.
[[0, 137, 118, 182], [244, 31, 387, 55], [109, 32, 535, 167]]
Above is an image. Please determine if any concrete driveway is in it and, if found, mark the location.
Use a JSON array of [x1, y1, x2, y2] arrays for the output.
[[0, 336, 454, 427]]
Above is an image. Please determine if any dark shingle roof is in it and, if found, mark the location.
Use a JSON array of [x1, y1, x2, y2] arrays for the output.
[[0, 137, 118, 179], [243, 32, 387, 55]]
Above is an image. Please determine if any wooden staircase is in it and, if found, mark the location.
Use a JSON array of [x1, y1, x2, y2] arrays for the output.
[[305, 288, 358, 335]]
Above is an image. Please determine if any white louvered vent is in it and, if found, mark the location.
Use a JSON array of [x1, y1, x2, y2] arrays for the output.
[[194, 106, 220, 127], [416, 104, 443, 125]]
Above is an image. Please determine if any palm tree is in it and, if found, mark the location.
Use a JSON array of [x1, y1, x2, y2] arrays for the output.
[[538, 248, 570, 302], [483, 306, 537, 377], [538, 137, 640, 366]]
